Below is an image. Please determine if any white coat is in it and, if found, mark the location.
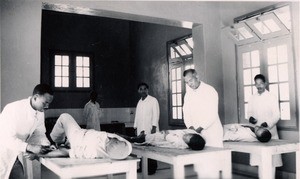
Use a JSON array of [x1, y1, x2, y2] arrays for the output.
[[183, 82, 223, 148], [0, 97, 49, 179], [247, 90, 282, 167], [83, 100, 101, 131], [134, 95, 160, 135]]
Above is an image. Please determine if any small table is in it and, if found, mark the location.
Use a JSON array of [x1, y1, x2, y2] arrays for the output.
[[224, 140, 300, 179], [38, 157, 139, 179], [132, 145, 232, 179]]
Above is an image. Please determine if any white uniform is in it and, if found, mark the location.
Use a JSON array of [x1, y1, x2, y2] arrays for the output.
[[0, 97, 50, 179], [223, 124, 257, 142], [145, 129, 198, 149], [183, 82, 223, 148], [134, 95, 160, 135], [247, 90, 282, 167], [83, 100, 101, 131]]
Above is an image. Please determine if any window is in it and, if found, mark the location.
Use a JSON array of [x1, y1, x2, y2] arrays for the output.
[[224, 5, 291, 46], [168, 35, 194, 125], [235, 5, 297, 129], [52, 51, 93, 90]]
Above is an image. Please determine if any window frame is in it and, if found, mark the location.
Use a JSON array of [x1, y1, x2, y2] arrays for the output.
[[50, 50, 94, 92], [167, 34, 193, 126]]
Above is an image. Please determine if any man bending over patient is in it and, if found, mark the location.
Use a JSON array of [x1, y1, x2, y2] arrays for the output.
[[40, 113, 132, 160], [223, 123, 272, 143], [124, 129, 205, 150]]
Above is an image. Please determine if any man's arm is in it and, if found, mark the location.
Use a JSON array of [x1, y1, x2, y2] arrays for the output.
[[151, 126, 157, 134], [183, 94, 193, 129], [197, 88, 219, 130], [195, 126, 203, 133], [151, 98, 160, 133], [37, 147, 70, 158], [264, 95, 280, 129]]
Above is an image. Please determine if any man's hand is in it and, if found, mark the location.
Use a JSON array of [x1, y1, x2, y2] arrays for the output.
[[195, 127, 203, 133], [189, 126, 195, 130], [261, 122, 268, 127], [249, 116, 257, 124], [151, 126, 157, 134], [24, 153, 38, 161], [26, 144, 43, 154], [138, 131, 145, 137]]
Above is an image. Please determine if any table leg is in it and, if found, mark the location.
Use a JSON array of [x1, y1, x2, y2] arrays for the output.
[[142, 157, 148, 179], [297, 150, 300, 179], [126, 161, 137, 179], [259, 152, 273, 179], [173, 160, 184, 179], [222, 150, 232, 179]]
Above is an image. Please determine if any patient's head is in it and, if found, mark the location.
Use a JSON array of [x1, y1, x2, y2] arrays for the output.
[[106, 138, 131, 159], [183, 133, 206, 150], [255, 127, 272, 143]]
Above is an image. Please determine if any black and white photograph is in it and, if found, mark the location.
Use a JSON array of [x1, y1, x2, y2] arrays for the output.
[[0, 1, 299, 179]]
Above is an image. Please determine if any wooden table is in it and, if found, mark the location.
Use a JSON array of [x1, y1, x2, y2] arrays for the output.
[[224, 140, 300, 179], [38, 157, 139, 179], [132, 145, 232, 179]]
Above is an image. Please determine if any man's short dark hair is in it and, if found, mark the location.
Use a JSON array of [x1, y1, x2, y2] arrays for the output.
[[90, 90, 98, 99], [254, 74, 266, 83], [137, 82, 149, 90], [183, 69, 196, 77], [257, 129, 272, 143], [187, 134, 206, 150], [32, 84, 53, 95]]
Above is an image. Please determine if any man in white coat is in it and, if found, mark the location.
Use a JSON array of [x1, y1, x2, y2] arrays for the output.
[[134, 82, 159, 175], [183, 69, 223, 148], [83, 91, 101, 131], [183, 69, 223, 178], [247, 74, 282, 177], [0, 84, 54, 179]]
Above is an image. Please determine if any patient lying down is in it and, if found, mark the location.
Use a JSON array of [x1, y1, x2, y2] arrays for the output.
[[122, 129, 206, 150], [223, 124, 272, 143], [37, 113, 132, 160]]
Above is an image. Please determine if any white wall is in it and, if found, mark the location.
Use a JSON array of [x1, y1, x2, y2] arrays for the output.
[[0, 0, 2, 110], [1, 1, 42, 107]]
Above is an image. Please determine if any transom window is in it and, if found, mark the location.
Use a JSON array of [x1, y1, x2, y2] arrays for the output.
[[224, 5, 291, 45], [168, 35, 194, 125], [52, 51, 93, 90]]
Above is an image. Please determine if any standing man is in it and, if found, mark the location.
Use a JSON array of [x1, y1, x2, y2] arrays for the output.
[[83, 91, 101, 131], [247, 74, 282, 177], [134, 82, 159, 175], [0, 84, 54, 179], [182, 69, 223, 148], [182, 69, 223, 178]]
